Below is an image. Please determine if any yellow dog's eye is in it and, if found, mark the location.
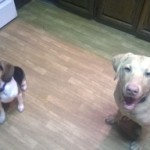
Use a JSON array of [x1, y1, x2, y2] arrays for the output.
[[124, 66, 131, 72], [145, 71, 150, 77]]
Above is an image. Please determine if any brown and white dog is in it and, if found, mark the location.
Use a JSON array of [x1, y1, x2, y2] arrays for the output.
[[106, 53, 150, 150], [0, 60, 27, 124]]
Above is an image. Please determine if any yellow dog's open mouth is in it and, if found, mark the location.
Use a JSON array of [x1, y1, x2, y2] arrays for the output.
[[123, 96, 146, 110]]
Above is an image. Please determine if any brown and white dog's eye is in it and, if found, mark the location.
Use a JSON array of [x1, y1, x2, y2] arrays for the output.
[[0, 65, 3, 71]]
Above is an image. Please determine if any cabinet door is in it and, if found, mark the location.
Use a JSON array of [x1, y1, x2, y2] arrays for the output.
[[137, 0, 150, 40], [57, 0, 94, 18], [96, 0, 144, 30]]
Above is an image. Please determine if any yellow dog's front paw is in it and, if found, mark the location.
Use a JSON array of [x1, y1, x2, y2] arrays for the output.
[[105, 114, 117, 125]]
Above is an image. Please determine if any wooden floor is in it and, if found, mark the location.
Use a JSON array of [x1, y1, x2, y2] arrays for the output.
[[0, 0, 150, 150]]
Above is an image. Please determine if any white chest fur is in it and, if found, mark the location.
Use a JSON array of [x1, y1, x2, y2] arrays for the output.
[[0, 78, 18, 103]]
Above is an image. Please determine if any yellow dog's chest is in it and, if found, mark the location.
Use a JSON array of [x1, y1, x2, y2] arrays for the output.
[[123, 106, 150, 126]]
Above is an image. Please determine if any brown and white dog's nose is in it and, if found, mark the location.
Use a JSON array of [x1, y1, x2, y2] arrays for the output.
[[126, 84, 139, 96]]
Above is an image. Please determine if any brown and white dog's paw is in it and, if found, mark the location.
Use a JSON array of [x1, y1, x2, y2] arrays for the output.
[[130, 141, 141, 150], [105, 114, 117, 125], [18, 104, 24, 112], [21, 80, 27, 91], [0, 112, 5, 124]]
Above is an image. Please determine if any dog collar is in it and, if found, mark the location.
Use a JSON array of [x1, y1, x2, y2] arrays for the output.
[[0, 82, 7, 92]]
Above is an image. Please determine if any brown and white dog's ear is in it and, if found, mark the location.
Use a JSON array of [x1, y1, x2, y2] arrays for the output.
[[0, 60, 14, 82], [112, 53, 133, 80]]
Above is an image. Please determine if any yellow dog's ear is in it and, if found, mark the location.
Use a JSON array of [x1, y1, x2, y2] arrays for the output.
[[112, 53, 133, 80], [0, 60, 14, 82]]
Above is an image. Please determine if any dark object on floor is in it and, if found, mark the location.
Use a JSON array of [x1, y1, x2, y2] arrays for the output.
[[14, 0, 31, 9], [117, 116, 141, 141]]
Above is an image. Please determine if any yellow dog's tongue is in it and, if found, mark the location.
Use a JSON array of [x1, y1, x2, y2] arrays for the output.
[[125, 97, 135, 105], [124, 96, 147, 110], [124, 97, 137, 110]]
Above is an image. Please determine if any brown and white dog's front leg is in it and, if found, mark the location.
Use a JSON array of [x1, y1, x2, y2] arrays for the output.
[[17, 93, 24, 112], [130, 141, 141, 150], [0, 102, 5, 124]]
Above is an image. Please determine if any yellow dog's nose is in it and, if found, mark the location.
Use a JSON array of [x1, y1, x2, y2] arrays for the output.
[[126, 84, 139, 96]]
